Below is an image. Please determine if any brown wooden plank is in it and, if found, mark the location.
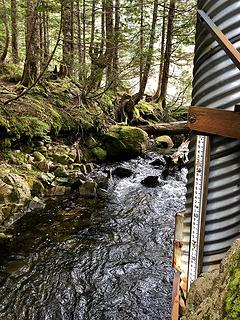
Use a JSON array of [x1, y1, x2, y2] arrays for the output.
[[188, 106, 240, 139], [171, 271, 180, 320]]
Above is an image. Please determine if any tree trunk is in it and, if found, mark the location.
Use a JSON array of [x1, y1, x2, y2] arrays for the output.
[[0, 0, 10, 64], [139, 0, 144, 84], [11, 0, 19, 64], [43, 6, 49, 65], [89, 0, 96, 59], [138, 121, 189, 136], [76, 0, 83, 80], [59, 0, 74, 77], [82, 0, 86, 64], [152, 0, 166, 102], [159, 0, 176, 109], [21, 0, 40, 87], [113, 0, 120, 89], [134, 0, 158, 104], [105, 0, 114, 86], [84, 0, 106, 95]]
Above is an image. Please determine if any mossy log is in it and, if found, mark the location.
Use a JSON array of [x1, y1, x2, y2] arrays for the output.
[[138, 121, 189, 136]]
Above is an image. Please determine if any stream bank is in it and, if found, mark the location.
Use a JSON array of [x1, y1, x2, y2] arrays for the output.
[[0, 74, 187, 228]]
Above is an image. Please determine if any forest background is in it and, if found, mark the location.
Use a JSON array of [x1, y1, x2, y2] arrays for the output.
[[0, 0, 196, 119]]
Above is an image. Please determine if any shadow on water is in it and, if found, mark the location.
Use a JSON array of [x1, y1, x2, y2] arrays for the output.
[[0, 152, 187, 320]]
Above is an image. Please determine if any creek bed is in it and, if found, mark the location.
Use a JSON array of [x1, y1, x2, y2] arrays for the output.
[[0, 152, 187, 320]]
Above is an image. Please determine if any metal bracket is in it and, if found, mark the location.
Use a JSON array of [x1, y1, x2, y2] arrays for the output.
[[198, 10, 240, 70]]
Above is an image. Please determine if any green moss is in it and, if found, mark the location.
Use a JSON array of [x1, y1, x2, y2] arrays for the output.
[[31, 180, 45, 196], [0, 138, 12, 149], [224, 254, 240, 320], [0, 63, 23, 82], [92, 147, 107, 161], [33, 151, 45, 162], [3, 150, 28, 165], [103, 125, 149, 159], [136, 100, 155, 114]]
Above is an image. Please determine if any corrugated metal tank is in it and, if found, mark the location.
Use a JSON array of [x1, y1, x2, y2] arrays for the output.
[[181, 0, 240, 276]]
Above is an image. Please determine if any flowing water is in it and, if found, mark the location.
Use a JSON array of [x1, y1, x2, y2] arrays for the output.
[[0, 153, 187, 320]]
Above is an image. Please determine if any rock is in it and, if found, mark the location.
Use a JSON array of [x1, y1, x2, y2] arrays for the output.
[[103, 125, 149, 159], [92, 147, 107, 161], [45, 186, 67, 197], [52, 153, 74, 165], [54, 166, 69, 177], [28, 197, 46, 211], [31, 180, 45, 196], [155, 135, 174, 148], [2, 174, 31, 205], [67, 172, 86, 190], [150, 158, 165, 166], [38, 173, 55, 187], [113, 166, 133, 178], [0, 180, 13, 201], [36, 159, 52, 172], [79, 181, 97, 198], [33, 151, 46, 162], [141, 176, 159, 188], [55, 177, 69, 185], [36, 145, 48, 153], [72, 163, 83, 170], [22, 163, 33, 171], [183, 239, 240, 320], [94, 172, 112, 190]]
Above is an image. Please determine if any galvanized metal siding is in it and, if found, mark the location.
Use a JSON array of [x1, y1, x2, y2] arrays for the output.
[[182, 0, 240, 275]]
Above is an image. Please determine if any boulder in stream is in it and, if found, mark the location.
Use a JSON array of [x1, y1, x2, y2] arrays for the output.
[[113, 166, 133, 178], [103, 125, 149, 159], [141, 176, 159, 188]]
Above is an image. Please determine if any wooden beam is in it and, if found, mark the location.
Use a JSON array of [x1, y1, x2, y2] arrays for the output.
[[188, 106, 240, 140], [171, 271, 180, 320]]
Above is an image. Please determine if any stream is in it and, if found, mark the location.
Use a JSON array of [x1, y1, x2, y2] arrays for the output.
[[0, 152, 187, 320]]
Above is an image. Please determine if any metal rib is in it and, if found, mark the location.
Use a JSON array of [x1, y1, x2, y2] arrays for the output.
[[181, 0, 240, 276]]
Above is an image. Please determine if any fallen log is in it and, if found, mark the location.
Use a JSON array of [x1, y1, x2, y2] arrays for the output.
[[138, 121, 189, 136]]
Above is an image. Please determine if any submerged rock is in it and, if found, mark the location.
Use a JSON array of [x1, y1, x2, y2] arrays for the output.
[[103, 125, 149, 159], [141, 176, 159, 188], [150, 158, 165, 167]]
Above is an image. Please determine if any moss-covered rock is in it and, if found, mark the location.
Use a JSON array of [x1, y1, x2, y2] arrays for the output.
[[92, 147, 107, 161], [135, 100, 163, 122], [31, 180, 45, 197], [33, 151, 46, 162], [54, 166, 69, 178], [103, 125, 149, 159], [155, 135, 174, 148], [182, 240, 240, 320]]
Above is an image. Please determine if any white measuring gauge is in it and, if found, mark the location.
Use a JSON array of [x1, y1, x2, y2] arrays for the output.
[[188, 134, 210, 289]]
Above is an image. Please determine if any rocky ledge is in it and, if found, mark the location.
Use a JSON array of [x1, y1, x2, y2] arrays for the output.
[[182, 240, 240, 320]]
